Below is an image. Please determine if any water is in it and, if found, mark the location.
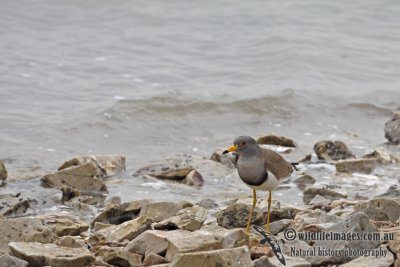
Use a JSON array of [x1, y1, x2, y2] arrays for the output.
[[1, 0, 400, 209]]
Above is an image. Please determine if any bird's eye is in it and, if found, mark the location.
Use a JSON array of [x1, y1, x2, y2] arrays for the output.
[[241, 142, 246, 146]]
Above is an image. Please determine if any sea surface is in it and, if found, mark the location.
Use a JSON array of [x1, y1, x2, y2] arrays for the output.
[[1, 0, 400, 209]]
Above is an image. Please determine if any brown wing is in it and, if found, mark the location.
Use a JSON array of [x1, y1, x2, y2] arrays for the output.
[[261, 148, 293, 180]]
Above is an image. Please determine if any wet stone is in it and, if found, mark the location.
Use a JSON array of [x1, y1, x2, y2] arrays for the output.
[[210, 148, 237, 167], [362, 147, 400, 164], [41, 162, 107, 192], [196, 198, 218, 209], [58, 155, 126, 177], [335, 158, 377, 174], [135, 158, 204, 186], [257, 134, 296, 147], [0, 160, 7, 180], [384, 111, 400, 144], [294, 174, 316, 190], [0, 194, 30, 218]]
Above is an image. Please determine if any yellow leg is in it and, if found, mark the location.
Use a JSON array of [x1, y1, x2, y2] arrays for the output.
[[246, 189, 257, 233], [266, 191, 272, 233]]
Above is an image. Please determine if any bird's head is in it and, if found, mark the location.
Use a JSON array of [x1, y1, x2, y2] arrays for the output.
[[223, 136, 258, 155]]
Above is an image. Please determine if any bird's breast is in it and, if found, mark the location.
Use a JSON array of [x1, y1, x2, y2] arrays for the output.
[[237, 157, 267, 186]]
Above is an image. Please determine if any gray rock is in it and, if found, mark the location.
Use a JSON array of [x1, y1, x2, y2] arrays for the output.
[[362, 147, 400, 164], [294, 174, 316, 187], [139, 201, 190, 223], [125, 229, 192, 258], [216, 203, 263, 229], [309, 195, 331, 206], [376, 184, 400, 198], [95, 246, 142, 267], [169, 246, 252, 267], [41, 162, 107, 192], [0, 194, 30, 218], [314, 140, 355, 161], [58, 155, 126, 177], [182, 169, 204, 186], [153, 205, 207, 231], [72, 201, 98, 221], [384, 111, 400, 144], [269, 206, 303, 222], [0, 254, 28, 267], [196, 198, 218, 209], [339, 245, 394, 267], [257, 134, 296, 147], [96, 216, 152, 242], [269, 219, 293, 235], [290, 209, 343, 232], [9, 242, 95, 267], [308, 212, 380, 265], [135, 158, 204, 186], [0, 160, 7, 180], [354, 198, 400, 222], [210, 148, 237, 167], [335, 158, 377, 174], [91, 199, 152, 226], [222, 228, 248, 248], [303, 187, 347, 205]]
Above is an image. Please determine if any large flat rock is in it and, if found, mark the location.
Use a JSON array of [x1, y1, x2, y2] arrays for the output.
[[9, 242, 95, 267], [96, 216, 152, 242], [169, 246, 252, 267], [0, 214, 88, 254]]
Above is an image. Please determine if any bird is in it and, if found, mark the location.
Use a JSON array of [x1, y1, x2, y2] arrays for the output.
[[313, 140, 355, 161], [223, 136, 294, 233]]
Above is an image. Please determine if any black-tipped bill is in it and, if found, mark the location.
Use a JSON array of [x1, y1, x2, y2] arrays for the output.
[[223, 145, 238, 154]]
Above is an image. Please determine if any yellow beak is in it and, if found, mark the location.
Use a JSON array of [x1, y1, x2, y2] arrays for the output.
[[223, 145, 238, 154]]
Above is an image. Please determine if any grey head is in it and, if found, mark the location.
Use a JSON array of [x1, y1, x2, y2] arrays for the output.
[[223, 136, 260, 156]]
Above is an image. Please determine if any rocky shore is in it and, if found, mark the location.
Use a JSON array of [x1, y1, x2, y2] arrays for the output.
[[0, 112, 400, 267]]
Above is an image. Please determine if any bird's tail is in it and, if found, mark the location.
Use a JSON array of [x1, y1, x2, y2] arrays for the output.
[[291, 162, 299, 171]]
